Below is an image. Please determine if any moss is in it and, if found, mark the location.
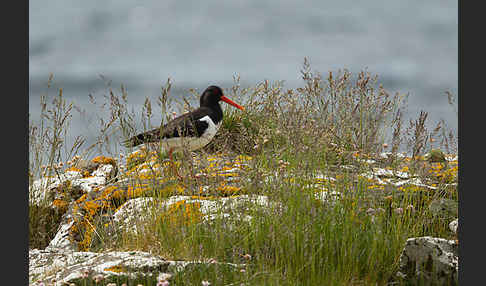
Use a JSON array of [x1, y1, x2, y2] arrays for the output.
[[426, 149, 446, 163]]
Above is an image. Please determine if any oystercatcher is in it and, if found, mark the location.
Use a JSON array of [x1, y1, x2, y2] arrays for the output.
[[123, 85, 244, 158]]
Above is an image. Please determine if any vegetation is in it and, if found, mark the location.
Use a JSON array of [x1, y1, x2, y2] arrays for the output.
[[29, 59, 458, 285]]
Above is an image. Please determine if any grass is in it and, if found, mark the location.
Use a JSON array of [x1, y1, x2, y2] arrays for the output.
[[29, 59, 458, 285]]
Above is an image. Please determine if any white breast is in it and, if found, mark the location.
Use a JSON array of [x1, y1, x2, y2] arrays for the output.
[[159, 115, 221, 152]]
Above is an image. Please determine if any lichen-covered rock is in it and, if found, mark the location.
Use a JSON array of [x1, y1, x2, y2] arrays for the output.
[[112, 197, 158, 234], [29, 249, 243, 286], [44, 152, 255, 252], [397, 236, 458, 285], [112, 195, 275, 234], [46, 214, 76, 251], [29, 171, 83, 206], [29, 156, 118, 207]]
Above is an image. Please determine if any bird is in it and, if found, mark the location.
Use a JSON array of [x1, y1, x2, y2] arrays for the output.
[[123, 85, 244, 160]]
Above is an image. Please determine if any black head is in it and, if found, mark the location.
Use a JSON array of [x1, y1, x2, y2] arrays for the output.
[[200, 85, 245, 110], [200, 85, 224, 107]]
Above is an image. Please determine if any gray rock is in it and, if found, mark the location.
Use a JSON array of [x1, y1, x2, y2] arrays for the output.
[[449, 218, 458, 234], [397, 236, 458, 285]]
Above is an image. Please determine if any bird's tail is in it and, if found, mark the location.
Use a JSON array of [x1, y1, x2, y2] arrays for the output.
[[122, 136, 141, 148], [122, 129, 159, 148]]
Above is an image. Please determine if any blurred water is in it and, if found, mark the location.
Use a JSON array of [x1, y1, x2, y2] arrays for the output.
[[29, 0, 457, 156]]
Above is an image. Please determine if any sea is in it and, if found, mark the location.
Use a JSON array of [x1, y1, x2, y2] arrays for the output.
[[29, 0, 458, 158]]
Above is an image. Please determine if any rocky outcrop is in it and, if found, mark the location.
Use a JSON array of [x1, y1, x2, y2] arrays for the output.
[[397, 236, 458, 285], [29, 156, 118, 207], [29, 150, 459, 285], [29, 249, 243, 285]]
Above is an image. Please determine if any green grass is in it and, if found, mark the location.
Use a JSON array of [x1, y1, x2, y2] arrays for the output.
[[29, 59, 458, 285], [109, 154, 455, 285]]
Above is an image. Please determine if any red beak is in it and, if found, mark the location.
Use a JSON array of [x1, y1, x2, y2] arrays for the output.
[[221, 95, 244, 110]]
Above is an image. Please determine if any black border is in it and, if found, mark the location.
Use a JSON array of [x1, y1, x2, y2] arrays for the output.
[[5, 0, 29, 283], [459, 0, 479, 284], [22, 1, 466, 285]]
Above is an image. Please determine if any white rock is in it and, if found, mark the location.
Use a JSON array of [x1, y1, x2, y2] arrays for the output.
[[29, 163, 116, 206], [314, 174, 337, 182], [46, 217, 77, 251], [113, 197, 157, 234], [372, 168, 410, 179], [92, 164, 115, 179], [29, 171, 83, 205], [70, 176, 107, 193], [112, 195, 273, 233], [379, 152, 406, 160], [445, 155, 458, 162]]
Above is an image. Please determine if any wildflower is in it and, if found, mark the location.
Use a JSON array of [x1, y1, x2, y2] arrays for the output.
[[82, 268, 90, 278], [207, 258, 218, 264], [106, 283, 117, 286], [202, 280, 211, 286], [240, 268, 246, 273], [406, 204, 415, 213], [194, 172, 205, 179], [157, 281, 170, 286], [394, 207, 404, 215], [278, 160, 289, 169], [158, 273, 172, 282], [241, 253, 252, 260], [93, 274, 104, 283], [366, 208, 376, 215], [383, 143, 388, 149]]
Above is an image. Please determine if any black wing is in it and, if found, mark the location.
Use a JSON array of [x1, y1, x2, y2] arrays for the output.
[[123, 107, 212, 148]]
